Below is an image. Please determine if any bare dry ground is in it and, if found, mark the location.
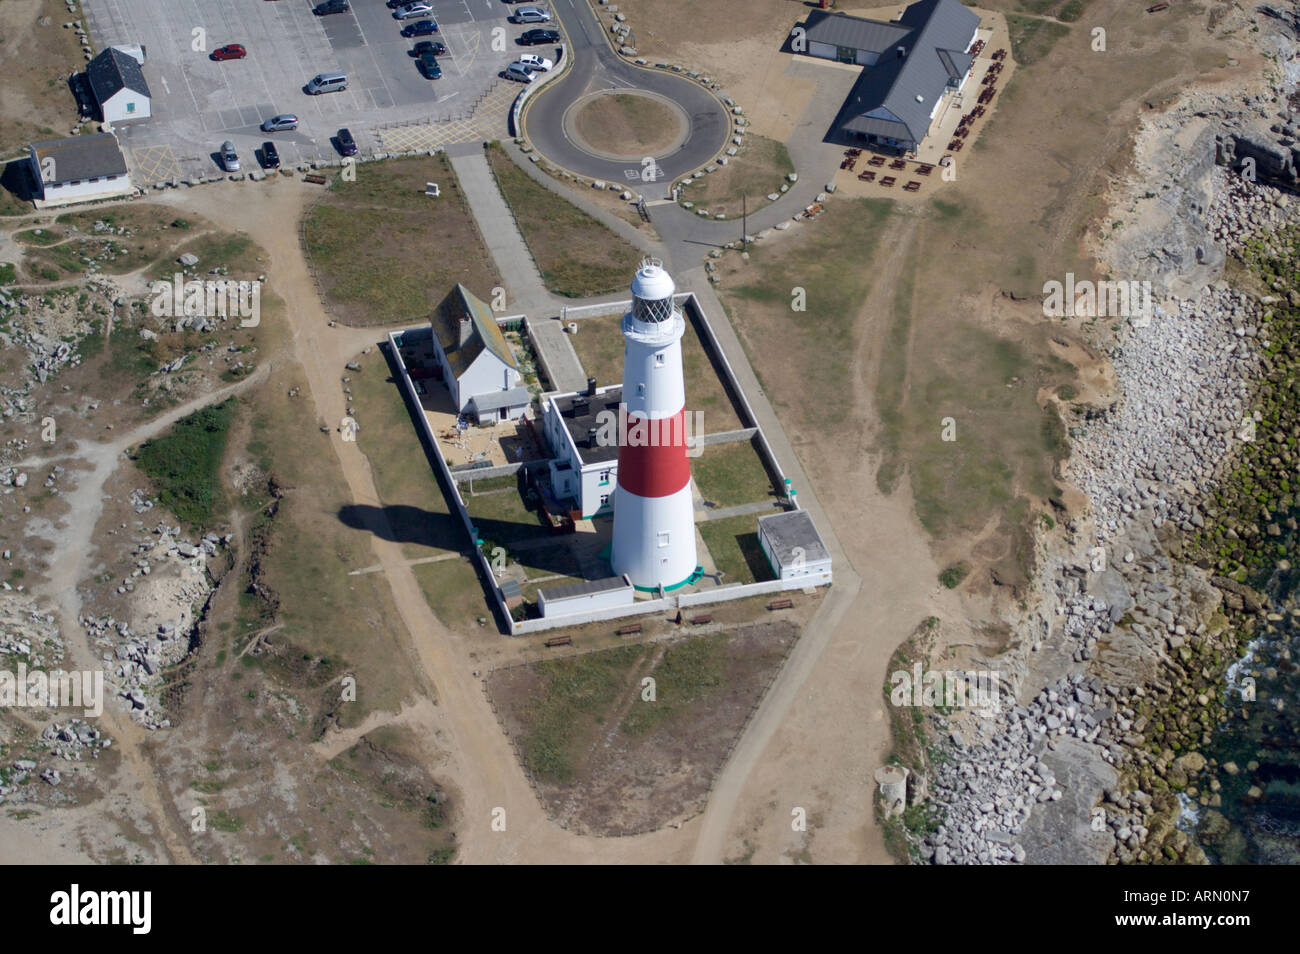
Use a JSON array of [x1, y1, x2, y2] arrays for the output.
[[0, 0, 89, 167], [574, 93, 683, 156], [486, 620, 800, 835]]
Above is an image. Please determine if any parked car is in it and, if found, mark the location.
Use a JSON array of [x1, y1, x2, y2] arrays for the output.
[[259, 141, 280, 169], [394, 1, 433, 18], [516, 53, 552, 71], [314, 0, 349, 14], [386, 0, 411, 6], [511, 6, 551, 23], [219, 141, 240, 172], [336, 127, 358, 156], [305, 72, 348, 94], [503, 62, 535, 83], [411, 40, 447, 57], [260, 113, 299, 132], [211, 44, 247, 61], [518, 28, 559, 45], [416, 52, 442, 79], [400, 18, 439, 36]]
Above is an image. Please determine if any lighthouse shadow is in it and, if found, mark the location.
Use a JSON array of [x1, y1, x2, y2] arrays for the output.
[[337, 504, 584, 577]]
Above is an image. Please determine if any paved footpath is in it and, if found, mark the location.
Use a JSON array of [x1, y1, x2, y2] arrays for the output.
[[447, 142, 552, 316]]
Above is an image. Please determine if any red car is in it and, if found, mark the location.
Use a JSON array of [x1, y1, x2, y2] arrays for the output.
[[211, 44, 247, 61]]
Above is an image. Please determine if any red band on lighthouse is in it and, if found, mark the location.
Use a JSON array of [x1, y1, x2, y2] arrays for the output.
[[617, 409, 691, 498]]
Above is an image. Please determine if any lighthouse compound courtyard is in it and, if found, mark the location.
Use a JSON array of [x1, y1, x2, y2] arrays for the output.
[[382, 261, 832, 634]]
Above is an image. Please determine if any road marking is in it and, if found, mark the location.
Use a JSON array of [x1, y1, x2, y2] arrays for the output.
[[160, 75, 170, 94]]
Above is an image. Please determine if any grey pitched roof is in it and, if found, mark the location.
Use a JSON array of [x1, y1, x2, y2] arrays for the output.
[[538, 575, 631, 602], [758, 509, 829, 567], [467, 386, 531, 414], [802, 10, 911, 53], [29, 133, 127, 183], [87, 47, 151, 103], [824, 0, 980, 146]]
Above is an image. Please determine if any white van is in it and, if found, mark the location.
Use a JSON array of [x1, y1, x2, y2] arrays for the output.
[[306, 72, 348, 94]]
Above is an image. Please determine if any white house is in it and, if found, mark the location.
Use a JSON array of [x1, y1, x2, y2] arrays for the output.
[[87, 47, 152, 124], [757, 509, 833, 584], [537, 575, 634, 618], [541, 383, 622, 519], [27, 133, 134, 208], [430, 285, 529, 423]]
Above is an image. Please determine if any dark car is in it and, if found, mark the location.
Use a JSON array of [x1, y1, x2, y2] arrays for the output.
[[400, 18, 439, 36], [416, 52, 443, 79], [519, 28, 560, 45], [259, 141, 280, 169], [336, 127, 358, 156], [314, 0, 349, 15], [411, 40, 447, 56]]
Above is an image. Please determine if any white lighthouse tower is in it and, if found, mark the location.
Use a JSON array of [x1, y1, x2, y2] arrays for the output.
[[610, 260, 698, 591]]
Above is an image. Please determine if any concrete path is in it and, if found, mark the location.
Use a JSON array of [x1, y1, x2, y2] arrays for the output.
[[695, 499, 783, 520], [447, 144, 552, 316]]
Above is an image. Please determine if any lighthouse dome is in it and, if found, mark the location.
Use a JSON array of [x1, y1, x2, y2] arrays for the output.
[[631, 259, 675, 323]]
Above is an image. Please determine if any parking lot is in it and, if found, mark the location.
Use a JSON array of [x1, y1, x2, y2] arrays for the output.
[[82, 0, 554, 181]]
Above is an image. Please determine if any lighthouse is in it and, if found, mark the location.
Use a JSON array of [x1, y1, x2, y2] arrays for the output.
[[610, 260, 698, 591]]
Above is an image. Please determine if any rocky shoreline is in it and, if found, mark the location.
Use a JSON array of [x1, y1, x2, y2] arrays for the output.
[[905, 70, 1300, 863]]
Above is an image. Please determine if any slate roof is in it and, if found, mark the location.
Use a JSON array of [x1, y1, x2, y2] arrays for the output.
[[538, 575, 631, 602], [550, 387, 622, 465], [87, 47, 151, 104], [432, 284, 519, 378], [821, 0, 980, 146], [802, 10, 911, 53], [467, 386, 531, 414], [29, 133, 128, 184]]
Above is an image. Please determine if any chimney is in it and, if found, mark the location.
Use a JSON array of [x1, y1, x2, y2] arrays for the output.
[[897, 45, 907, 58], [586, 427, 598, 447], [586, 376, 597, 396], [458, 317, 472, 350]]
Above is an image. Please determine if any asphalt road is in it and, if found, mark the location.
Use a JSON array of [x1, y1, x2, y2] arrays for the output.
[[521, 0, 730, 189]]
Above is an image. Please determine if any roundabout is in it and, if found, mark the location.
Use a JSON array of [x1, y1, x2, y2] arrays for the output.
[[520, 0, 732, 189]]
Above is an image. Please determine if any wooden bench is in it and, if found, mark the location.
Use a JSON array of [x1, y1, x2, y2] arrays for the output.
[[689, 614, 713, 625], [868, 155, 886, 167], [879, 176, 896, 187], [767, 598, 794, 611], [904, 181, 921, 192], [916, 164, 933, 176], [615, 623, 642, 636], [858, 170, 876, 182], [543, 635, 572, 648], [303, 173, 328, 185]]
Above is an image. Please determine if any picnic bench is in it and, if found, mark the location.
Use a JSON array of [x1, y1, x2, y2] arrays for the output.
[[858, 170, 876, 182], [916, 164, 933, 176], [303, 173, 328, 185], [889, 158, 907, 170], [767, 597, 794, 611], [904, 181, 921, 192], [615, 623, 642, 636], [868, 155, 886, 167], [689, 614, 713, 626], [543, 635, 572, 648], [879, 176, 897, 187]]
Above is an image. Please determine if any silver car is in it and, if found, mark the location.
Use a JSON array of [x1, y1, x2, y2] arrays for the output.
[[394, 1, 433, 18], [220, 141, 240, 172]]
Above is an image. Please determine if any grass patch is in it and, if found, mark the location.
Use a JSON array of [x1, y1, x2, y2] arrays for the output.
[[485, 142, 643, 297], [692, 440, 776, 507], [676, 134, 794, 219], [698, 513, 774, 584], [131, 398, 237, 528], [520, 645, 646, 783], [303, 155, 500, 326], [1006, 14, 1070, 66], [620, 633, 725, 737]]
